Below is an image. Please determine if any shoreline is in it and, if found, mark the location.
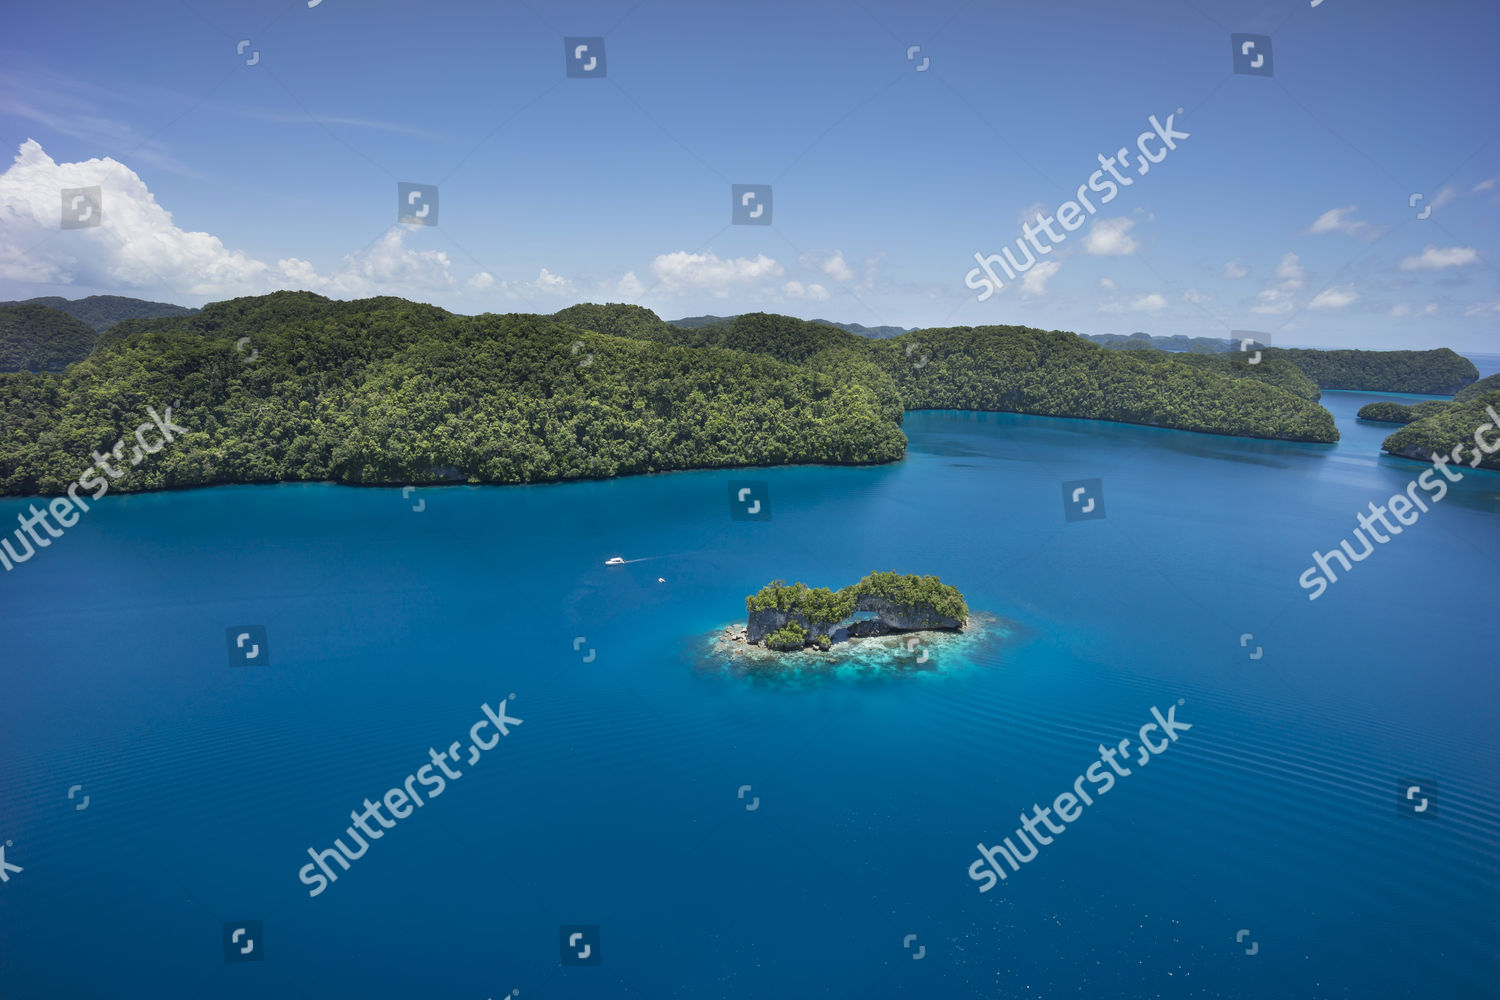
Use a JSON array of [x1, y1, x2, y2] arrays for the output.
[[704, 612, 1007, 674]]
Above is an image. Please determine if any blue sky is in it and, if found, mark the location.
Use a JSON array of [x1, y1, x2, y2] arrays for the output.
[[2, 0, 1498, 350]]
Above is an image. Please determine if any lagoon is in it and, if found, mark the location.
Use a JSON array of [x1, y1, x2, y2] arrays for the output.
[[1, 389, 1496, 998]]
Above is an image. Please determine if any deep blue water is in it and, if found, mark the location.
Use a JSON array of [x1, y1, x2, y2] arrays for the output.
[[2, 390, 1497, 999]]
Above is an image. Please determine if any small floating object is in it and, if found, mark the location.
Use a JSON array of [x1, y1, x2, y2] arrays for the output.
[[658, 577, 666, 583], [605, 556, 626, 565]]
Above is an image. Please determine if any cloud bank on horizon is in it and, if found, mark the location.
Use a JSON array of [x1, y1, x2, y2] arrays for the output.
[[1, 0, 1497, 349]]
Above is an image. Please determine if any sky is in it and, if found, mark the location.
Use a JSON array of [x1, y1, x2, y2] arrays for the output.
[[1, 0, 1498, 351]]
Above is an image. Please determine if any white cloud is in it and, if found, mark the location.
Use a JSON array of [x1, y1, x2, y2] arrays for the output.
[[1399, 245, 1480, 271], [534, 268, 572, 294], [468, 271, 495, 289], [1182, 288, 1213, 304], [1250, 252, 1305, 314], [648, 251, 783, 297], [1083, 217, 1138, 256], [1430, 186, 1459, 210], [782, 280, 829, 301], [798, 250, 854, 283], [1463, 299, 1500, 317], [1100, 292, 1167, 314], [1017, 203, 1048, 228], [1222, 260, 1249, 279], [1308, 205, 1370, 237], [1389, 303, 1437, 317], [1099, 277, 1117, 290], [1475, 175, 1500, 192], [1020, 259, 1061, 297], [0, 139, 476, 297], [1274, 252, 1305, 285], [615, 271, 645, 296], [1309, 285, 1358, 310]]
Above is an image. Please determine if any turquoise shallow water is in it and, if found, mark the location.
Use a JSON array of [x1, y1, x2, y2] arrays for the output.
[[1, 390, 1497, 999]]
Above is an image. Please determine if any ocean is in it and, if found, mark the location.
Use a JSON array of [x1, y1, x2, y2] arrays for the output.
[[1, 388, 1496, 999]]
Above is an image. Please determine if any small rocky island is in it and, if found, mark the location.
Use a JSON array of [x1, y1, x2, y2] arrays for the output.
[[734, 572, 969, 652]]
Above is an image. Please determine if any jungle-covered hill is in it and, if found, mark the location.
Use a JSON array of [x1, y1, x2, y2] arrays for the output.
[[1260, 346, 1477, 394], [0, 304, 98, 373], [2, 296, 1346, 496]]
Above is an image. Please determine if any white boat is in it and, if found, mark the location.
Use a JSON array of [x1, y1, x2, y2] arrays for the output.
[[605, 556, 626, 565]]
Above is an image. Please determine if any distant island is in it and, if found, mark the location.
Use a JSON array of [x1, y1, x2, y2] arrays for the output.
[[0, 293, 1489, 496], [736, 572, 969, 652]]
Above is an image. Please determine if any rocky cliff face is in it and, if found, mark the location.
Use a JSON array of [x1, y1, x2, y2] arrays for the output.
[[852, 596, 965, 631], [747, 596, 964, 645]]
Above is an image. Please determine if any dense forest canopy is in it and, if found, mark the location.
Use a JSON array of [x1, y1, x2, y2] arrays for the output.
[[12, 295, 1491, 497], [1454, 373, 1500, 403], [747, 572, 970, 626], [0, 294, 903, 495], [1381, 391, 1500, 472], [0, 294, 197, 332], [1356, 400, 1451, 425], [1261, 347, 1477, 394], [0, 304, 98, 373]]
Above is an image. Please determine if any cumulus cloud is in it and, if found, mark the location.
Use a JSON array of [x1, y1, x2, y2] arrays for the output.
[[0, 139, 481, 298], [1308, 205, 1371, 237], [532, 268, 571, 294], [1182, 288, 1213, 304], [782, 280, 829, 301], [1099, 277, 1117, 290], [1390, 303, 1437, 317], [1100, 292, 1167, 314], [1083, 217, 1138, 256], [615, 271, 645, 296], [1223, 260, 1249, 279], [1309, 285, 1358, 310], [468, 271, 495, 289], [1274, 252, 1305, 285], [798, 250, 854, 283], [1399, 245, 1480, 271], [648, 251, 783, 297], [1250, 252, 1305, 315], [1020, 259, 1061, 297]]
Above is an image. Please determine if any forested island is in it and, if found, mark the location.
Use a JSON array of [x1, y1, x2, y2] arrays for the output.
[[737, 572, 969, 652], [0, 294, 1355, 496], [1379, 389, 1500, 472], [1260, 347, 1477, 395], [0, 292, 1484, 496]]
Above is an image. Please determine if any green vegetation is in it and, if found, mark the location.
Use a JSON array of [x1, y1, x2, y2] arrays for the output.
[[875, 326, 1338, 442], [846, 571, 969, 621], [746, 572, 968, 627], [746, 580, 858, 622], [1454, 373, 1500, 403], [622, 312, 1337, 442], [1131, 350, 1321, 401], [0, 304, 98, 373], [1085, 332, 1243, 354], [0, 293, 904, 496], [1356, 400, 1451, 424], [1, 297, 1375, 496], [0, 294, 197, 333], [1381, 391, 1500, 472], [1262, 347, 1477, 394], [764, 622, 809, 651]]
